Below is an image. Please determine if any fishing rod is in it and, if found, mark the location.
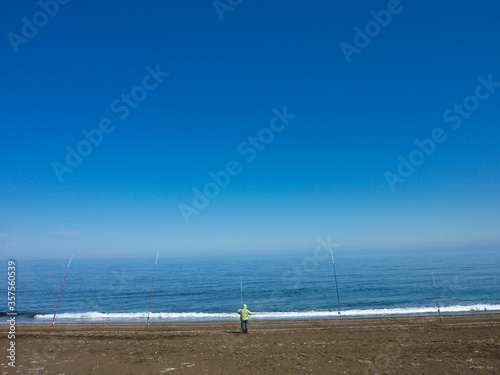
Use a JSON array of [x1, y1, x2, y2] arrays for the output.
[[50, 255, 74, 334], [330, 249, 342, 330], [240, 276, 243, 307], [432, 273, 443, 328], [146, 251, 159, 331]]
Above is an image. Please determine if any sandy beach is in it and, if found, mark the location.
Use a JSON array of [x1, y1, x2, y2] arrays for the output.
[[3, 314, 499, 374]]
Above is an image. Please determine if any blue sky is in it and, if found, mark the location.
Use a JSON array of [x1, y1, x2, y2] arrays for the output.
[[1, 0, 499, 259]]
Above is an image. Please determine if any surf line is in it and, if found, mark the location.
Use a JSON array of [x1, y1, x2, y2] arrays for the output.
[[146, 252, 159, 331], [50, 255, 74, 333], [330, 248, 342, 330], [432, 273, 443, 328]]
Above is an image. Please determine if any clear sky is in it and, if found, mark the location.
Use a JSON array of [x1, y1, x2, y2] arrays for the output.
[[1, 0, 499, 259]]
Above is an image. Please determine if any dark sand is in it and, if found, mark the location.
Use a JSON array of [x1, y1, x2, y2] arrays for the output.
[[3, 314, 500, 374]]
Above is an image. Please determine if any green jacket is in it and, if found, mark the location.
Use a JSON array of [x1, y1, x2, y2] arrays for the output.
[[237, 304, 256, 321]]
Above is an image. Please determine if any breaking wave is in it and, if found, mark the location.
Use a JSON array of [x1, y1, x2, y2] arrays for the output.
[[33, 304, 500, 322]]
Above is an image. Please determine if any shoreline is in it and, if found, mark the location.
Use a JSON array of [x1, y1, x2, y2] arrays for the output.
[[9, 310, 500, 325], [13, 312, 500, 330], [11, 306, 500, 324], [4, 314, 500, 374]]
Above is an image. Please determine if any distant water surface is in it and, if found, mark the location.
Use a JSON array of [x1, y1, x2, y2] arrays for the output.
[[5, 248, 500, 323]]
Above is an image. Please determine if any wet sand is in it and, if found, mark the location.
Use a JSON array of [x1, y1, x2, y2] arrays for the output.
[[3, 314, 499, 374]]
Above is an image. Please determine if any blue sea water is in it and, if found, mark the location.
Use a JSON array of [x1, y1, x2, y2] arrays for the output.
[[4, 248, 500, 323]]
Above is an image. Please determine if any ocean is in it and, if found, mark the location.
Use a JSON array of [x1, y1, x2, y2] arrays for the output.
[[4, 248, 500, 324]]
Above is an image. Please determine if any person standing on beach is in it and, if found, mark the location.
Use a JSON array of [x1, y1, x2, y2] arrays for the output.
[[237, 304, 256, 333]]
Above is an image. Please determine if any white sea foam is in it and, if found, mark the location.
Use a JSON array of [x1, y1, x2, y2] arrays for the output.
[[34, 304, 500, 321]]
